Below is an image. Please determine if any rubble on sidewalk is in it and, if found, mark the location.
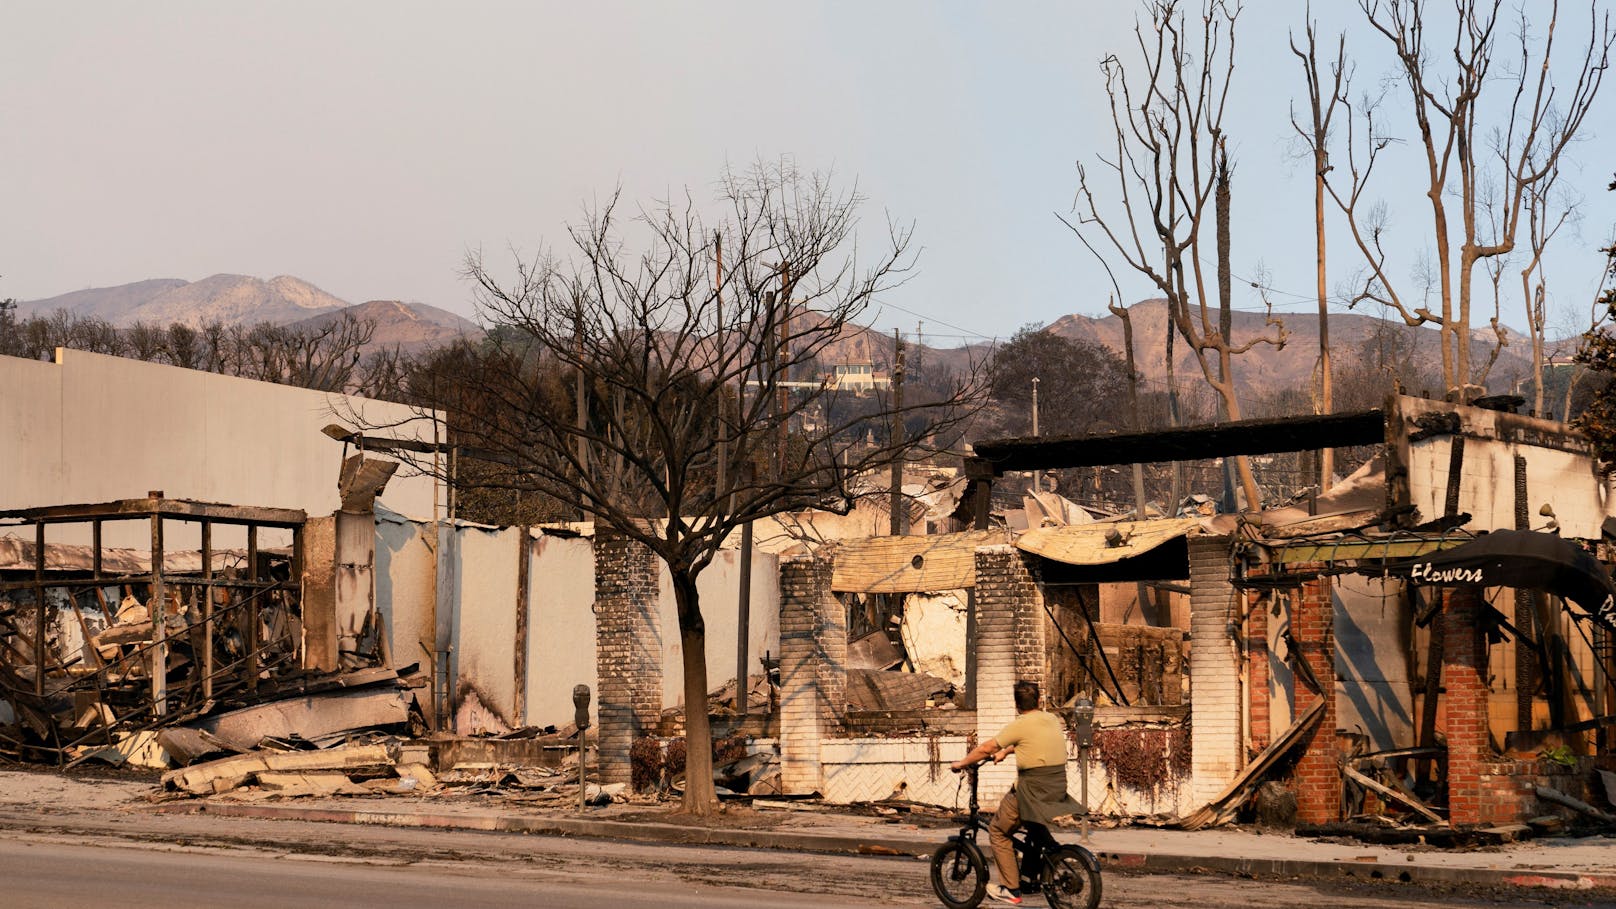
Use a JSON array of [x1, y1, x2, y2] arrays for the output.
[[153, 727, 642, 807]]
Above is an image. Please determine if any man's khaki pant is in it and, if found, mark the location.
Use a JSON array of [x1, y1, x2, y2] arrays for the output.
[[988, 786, 1021, 887]]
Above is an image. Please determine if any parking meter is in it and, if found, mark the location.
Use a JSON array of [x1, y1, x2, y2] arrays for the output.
[[1073, 696, 1094, 843], [1073, 696, 1094, 749], [573, 684, 592, 731], [573, 684, 591, 811]]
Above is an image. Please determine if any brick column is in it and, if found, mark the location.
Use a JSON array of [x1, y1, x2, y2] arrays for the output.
[[973, 545, 1046, 801], [778, 556, 845, 795], [1188, 536, 1241, 805], [1247, 592, 1271, 754], [1442, 586, 1489, 826], [1292, 576, 1341, 824], [593, 531, 662, 785]]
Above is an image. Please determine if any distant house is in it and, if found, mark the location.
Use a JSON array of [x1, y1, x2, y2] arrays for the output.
[[828, 363, 889, 391]]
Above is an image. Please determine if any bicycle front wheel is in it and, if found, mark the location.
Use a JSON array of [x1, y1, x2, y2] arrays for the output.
[[1042, 845, 1102, 909], [929, 841, 987, 909]]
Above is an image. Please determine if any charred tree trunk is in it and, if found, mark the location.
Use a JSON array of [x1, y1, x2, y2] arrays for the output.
[[1215, 153, 1262, 510], [671, 570, 717, 816]]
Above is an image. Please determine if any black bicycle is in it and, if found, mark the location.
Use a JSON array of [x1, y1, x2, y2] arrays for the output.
[[929, 765, 1102, 909]]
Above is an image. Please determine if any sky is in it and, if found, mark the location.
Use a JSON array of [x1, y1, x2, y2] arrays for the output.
[[3, 1, 1613, 346]]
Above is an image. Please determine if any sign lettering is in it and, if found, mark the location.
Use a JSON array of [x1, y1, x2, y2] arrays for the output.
[[1408, 562, 1485, 585]]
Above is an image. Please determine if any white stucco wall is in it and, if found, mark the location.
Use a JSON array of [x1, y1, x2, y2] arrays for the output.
[[658, 548, 782, 708], [367, 516, 781, 729], [0, 349, 440, 546], [374, 510, 437, 677], [449, 525, 521, 731], [524, 533, 598, 730], [1399, 397, 1609, 537]]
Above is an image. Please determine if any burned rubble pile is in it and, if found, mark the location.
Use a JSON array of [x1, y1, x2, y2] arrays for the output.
[[157, 734, 628, 807], [0, 500, 350, 767]]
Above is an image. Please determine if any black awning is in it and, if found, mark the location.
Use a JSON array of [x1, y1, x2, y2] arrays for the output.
[[1381, 530, 1616, 635]]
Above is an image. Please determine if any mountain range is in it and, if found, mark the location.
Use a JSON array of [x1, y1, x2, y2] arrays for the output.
[[818, 299, 1541, 411], [20, 275, 480, 353], [20, 276, 1546, 406]]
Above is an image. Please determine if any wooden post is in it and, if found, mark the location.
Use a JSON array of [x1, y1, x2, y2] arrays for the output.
[[201, 521, 214, 701], [246, 525, 259, 692], [33, 522, 45, 698], [513, 528, 530, 727], [150, 514, 167, 716], [890, 328, 906, 535], [736, 520, 753, 717], [1417, 589, 1445, 786]]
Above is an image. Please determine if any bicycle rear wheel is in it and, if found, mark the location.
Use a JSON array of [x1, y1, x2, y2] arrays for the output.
[[1042, 845, 1102, 909], [929, 841, 987, 909]]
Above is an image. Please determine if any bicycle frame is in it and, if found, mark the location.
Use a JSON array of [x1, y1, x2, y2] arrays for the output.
[[946, 766, 1060, 891]]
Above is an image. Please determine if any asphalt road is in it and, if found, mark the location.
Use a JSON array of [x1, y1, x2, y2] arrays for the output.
[[0, 810, 1611, 908]]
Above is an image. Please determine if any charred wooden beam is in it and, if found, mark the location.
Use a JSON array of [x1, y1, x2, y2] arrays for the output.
[[971, 409, 1386, 475], [0, 498, 305, 528]]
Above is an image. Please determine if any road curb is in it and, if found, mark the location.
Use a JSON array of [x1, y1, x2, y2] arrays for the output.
[[156, 802, 1616, 893], [1095, 849, 1616, 892]]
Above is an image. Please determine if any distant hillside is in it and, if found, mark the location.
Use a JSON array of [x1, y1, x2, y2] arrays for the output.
[[22, 274, 348, 327], [289, 299, 481, 353], [17, 278, 189, 321], [1045, 299, 1536, 407]]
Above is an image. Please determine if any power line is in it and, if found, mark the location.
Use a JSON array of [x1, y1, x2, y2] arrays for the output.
[[873, 301, 998, 343]]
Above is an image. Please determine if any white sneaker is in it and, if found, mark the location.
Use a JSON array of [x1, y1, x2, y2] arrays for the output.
[[986, 882, 1024, 905]]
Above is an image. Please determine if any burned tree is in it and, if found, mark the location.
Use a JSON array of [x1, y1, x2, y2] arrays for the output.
[[1572, 175, 1616, 463], [1331, 0, 1610, 400], [1074, 0, 1285, 510], [1292, 17, 1348, 489], [382, 163, 978, 815]]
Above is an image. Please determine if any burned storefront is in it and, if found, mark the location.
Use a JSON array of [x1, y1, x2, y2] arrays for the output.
[[962, 395, 1616, 831], [0, 494, 414, 769]]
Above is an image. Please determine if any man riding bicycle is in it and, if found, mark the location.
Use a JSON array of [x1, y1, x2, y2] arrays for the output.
[[951, 680, 1082, 906]]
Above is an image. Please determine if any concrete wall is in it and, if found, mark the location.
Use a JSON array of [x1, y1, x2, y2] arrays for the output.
[[1398, 396, 1610, 537], [368, 514, 781, 742], [448, 525, 522, 734], [374, 510, 437, 680], [525, 534, 597, 729], [0, 349, 439, 546], [1333, 576, 1414, 751], [656, 548, 782, 708]]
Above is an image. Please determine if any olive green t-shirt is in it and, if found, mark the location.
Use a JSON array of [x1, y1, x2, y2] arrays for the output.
[[994, 709, 1067, 770]]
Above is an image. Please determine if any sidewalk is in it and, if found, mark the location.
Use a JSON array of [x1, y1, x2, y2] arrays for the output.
[[149, 792, 1616, 894]]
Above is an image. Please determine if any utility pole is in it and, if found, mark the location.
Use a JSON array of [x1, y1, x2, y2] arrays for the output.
[[574, 314, 588, 521], [715, 232, 752, 717], [1031, 377, 1040, 436], [776, 265, 790, 479], [714, 231, 726, 497], [889, 328, 906, 536]]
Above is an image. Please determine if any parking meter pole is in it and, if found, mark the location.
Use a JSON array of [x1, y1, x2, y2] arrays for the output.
[[1074, 696, 1094, 845], [1080, 745, 1090, 844], [573, 684, 592, 813]]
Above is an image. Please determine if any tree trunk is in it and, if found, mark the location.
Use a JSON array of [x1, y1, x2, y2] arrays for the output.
[[1457, 248, 1475, 397], [1429, 192, 1457, 396], [671, 571, 718, 816], [1215, 154, 1263, 511], [1166, 305, 1183, 510], [1314, 153, 1333, 490]]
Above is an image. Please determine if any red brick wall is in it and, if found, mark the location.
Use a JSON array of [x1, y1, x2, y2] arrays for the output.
[[1293, 577, 1341, 824], [1247, 593, 1270, 754], [1442, 587, 1489, 826]]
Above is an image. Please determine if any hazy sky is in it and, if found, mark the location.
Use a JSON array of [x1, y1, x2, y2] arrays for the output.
[[4, 2, 1612, 345]]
